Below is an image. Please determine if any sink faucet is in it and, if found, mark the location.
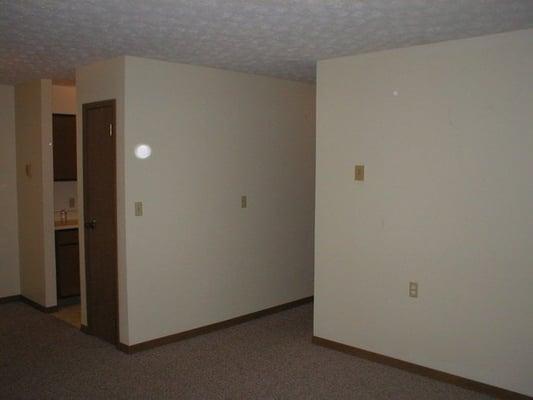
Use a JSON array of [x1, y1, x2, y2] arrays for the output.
[[59, 209, 67, 223]]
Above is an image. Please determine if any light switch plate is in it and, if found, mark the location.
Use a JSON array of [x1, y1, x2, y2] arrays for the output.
[[134, 201, 143, 216], [241, 195, 247, 208], [409, 281, 418, 298], [354, 165, 365, 181]]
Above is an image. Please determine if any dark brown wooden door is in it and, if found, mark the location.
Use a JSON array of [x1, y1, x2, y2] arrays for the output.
[[83, 100, 118, 345], [53, 114, 77, 181]]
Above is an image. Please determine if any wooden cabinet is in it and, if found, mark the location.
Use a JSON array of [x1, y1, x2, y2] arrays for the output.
[[55, 229, 80, 298], [53, 114, 77, 181]]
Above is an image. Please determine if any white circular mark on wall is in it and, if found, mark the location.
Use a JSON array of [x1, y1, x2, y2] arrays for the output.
[[393, 90, 399, 96], [134, 144, 152, 159]]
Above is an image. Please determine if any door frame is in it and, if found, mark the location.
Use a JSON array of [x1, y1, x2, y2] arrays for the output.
[[82, 99, 119, 345], [52, 112, 78, 305]]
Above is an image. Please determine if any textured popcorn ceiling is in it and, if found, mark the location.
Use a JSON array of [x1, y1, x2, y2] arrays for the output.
[[1, 0, 533, 84]]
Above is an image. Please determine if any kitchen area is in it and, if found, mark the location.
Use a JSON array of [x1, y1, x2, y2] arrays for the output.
[[51, 86, 81, 327]]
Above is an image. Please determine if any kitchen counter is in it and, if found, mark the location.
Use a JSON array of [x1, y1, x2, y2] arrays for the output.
[[54, 220, 78, 230]]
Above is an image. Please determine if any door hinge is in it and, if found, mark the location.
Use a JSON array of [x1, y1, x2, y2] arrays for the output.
[[109, 124, 113, 136]]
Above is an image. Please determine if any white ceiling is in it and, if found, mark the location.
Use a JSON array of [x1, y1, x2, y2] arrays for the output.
[[1, 0, 532, 84]]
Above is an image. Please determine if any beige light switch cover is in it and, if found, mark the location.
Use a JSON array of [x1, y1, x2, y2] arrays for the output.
[[354, 165, 365, 181]]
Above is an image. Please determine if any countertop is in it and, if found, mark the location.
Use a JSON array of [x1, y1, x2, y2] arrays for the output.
[[54, 220, 78, 231]]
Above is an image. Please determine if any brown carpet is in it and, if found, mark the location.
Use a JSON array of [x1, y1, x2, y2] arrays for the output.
[[0, 302, 491, 400]]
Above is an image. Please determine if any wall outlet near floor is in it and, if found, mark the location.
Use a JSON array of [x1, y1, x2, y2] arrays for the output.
[[409, 281, 418, 298]]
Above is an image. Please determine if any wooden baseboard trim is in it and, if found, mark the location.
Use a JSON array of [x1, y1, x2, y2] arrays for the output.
[[20, 296, 59, 313], [0, 294, 22, 304], [312, 336, 531, 400], [0, 295, 59, 313], [119, 296, 313, 354]]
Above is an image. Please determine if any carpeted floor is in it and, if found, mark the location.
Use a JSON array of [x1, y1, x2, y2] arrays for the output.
[[0, 302, 491, 400]]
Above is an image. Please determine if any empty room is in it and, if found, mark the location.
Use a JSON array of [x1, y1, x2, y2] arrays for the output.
[[1, 1, 532, 399]]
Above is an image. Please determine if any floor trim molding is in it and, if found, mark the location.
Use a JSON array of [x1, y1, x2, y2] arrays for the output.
[[0, 294, 22, 304], [312, 336, 531, 400], [119, 296, 314, 354], [20, 296, 59, 313]]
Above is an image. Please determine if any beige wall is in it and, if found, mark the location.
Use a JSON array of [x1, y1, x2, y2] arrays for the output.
[[15, 79, 56, 306], [54, 181, 77, 214], [76, 57, 127, 339], [315, 29, 533, 396], [123, 57, 315, 344], [76, 56, 315, 345], [0, 85, 20, 298]]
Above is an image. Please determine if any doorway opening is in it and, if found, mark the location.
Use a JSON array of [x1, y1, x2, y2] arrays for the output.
[[51, 85, 81, 327]]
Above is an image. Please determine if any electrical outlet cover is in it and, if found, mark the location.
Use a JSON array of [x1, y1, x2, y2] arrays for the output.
[[354, 165, 365, 181]]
